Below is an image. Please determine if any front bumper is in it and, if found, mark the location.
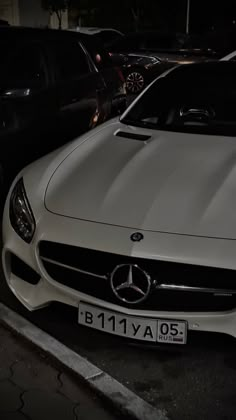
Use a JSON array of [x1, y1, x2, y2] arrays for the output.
[[3, 204, 236, 339]]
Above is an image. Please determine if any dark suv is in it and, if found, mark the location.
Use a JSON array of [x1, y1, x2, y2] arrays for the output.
[[0, 26, 126, 187]]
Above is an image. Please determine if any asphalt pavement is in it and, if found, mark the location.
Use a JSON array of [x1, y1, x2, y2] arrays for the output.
[[1, 269, 236, 420], [0, 322, 120, 420]]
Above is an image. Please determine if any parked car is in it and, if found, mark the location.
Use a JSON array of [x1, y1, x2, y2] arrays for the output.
[[0, 26, 126, 187], [72, 27, 124, 46], [0, 19, 9, 26], [108, 32, 217, 93], [4, 61, 236, 345]]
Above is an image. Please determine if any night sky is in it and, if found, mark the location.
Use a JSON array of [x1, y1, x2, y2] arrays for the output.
[[71, 0, 236, 36], [191, 0, 236, 32]]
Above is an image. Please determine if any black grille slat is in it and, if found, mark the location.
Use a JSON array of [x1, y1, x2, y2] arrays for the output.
[[11, 254, 40, 285], [39, 241, 236, 312]]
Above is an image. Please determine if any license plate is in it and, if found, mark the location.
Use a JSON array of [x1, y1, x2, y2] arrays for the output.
[[78, 302, 187, 345]]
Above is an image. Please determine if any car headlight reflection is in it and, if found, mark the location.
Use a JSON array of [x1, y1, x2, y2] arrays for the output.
[[10, 178, 35, 243]]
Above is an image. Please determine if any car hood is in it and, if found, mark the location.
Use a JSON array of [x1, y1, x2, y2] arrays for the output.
[[124, 49, 212, 64], [45, 121, 236, 239]]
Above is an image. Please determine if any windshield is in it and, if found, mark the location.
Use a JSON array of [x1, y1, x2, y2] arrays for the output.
[[95, 30, 123, 46], [121, 63, 236, 136]]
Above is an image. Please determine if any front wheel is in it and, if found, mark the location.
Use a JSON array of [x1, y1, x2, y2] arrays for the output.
[[126, 69, 145, 94]]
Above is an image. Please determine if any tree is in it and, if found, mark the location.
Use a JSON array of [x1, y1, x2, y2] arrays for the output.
[[69, 0, 187, 33], [70, 0, 100, 27], [130, 0, 143, 32], [42, 0, 69, 29]]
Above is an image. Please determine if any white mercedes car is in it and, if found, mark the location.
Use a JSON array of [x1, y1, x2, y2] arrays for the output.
[[3, 62, 236, 345]]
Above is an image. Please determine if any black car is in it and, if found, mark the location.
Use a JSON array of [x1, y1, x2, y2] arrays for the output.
[[73, 27, 124, 47], [0, 26, 126, 187], [0, 19, 9, 26], [108, 32, 217, 93]]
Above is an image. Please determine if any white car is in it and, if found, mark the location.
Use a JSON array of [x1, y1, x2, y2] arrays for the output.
[[3, 62, 236, 346]]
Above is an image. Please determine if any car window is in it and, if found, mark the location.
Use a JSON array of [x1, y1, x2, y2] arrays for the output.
[[95, 30, 123, 45], [0, 42, 47, 89], [108, 35, 140, 52], [122, 64, 236, 136], [51, 41, 90, 82]]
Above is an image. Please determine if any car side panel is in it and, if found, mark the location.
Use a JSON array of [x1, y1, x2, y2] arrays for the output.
[[47, 39, 108, 141], [0, 41, 59, 181]]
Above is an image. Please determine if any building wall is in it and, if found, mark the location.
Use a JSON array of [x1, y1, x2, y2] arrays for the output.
[[0, 0, 19, 25], [19, 0, 48, 27], [0, 0, 68, 28], [50, 10, 68, 30]]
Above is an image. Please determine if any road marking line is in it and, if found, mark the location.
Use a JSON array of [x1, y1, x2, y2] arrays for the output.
[[0, 303, 168, 420]]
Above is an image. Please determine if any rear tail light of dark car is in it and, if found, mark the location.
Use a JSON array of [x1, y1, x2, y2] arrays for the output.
[[115, 67, 125, 83]]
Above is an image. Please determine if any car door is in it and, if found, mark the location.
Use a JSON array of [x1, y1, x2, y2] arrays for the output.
[[0, 40, 57, 176], [80, 36, 127, 117], [48, 39, 108, 142]]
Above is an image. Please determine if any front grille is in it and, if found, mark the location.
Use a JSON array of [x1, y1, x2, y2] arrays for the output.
[[39, 241, 236, 312]]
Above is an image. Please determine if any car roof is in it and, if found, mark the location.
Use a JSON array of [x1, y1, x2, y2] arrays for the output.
[[122, 31, 178, 39], [71, 27, 123, 35], [165, 60, 236, 83], [0, 26, 93, 42], [0, 26, 110, 55], [0, 19, 9, 26], [0, 26, 112, 66]]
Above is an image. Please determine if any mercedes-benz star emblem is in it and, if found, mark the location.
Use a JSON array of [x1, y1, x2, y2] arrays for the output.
[[130, 232, 144, 242], [110, 264, 151, 304]]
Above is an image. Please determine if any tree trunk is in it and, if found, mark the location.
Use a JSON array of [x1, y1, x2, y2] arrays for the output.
[[56, 10, 62, 30], [131, 7, 140, 32]]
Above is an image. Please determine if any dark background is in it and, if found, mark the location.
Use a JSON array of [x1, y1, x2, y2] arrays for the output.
[[68, 0, 236, 35]]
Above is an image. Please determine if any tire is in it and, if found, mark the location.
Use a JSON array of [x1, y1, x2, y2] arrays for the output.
[[125, 68, 146, 94]]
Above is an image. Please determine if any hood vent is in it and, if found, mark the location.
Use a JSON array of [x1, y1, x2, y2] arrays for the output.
[[115, 131, 151, 141]]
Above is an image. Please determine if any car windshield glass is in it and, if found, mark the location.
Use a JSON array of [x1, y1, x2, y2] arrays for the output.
[[95, 31, 122, 46], [121, 63, 236, 136]]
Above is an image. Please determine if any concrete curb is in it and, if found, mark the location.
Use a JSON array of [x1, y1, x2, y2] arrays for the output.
[[0, 303, 168, 420]]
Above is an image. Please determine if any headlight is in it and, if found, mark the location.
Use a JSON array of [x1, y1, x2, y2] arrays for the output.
[[10, 178, 35, 243]]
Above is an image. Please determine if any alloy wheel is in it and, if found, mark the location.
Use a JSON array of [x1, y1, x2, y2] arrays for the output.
[[126, 71, 145, 93]]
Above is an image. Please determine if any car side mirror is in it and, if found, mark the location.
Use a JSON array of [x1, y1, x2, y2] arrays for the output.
[[1, 88, 32, 99]]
